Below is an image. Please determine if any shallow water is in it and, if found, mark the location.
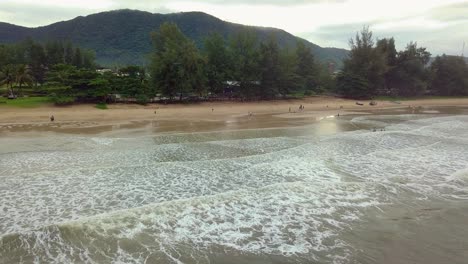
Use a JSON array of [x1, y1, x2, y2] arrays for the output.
[[1, 109, 468, 263]]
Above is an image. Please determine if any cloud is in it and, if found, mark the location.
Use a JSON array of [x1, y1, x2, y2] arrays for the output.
[[306, 17, 468, 56], [428, 2, 468, 22], [111, 0, 347, 7], [0, 2, 100, 27]]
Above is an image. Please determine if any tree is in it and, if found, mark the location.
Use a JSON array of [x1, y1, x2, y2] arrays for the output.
[[150, 22, 206, 100], [258, 36, 281, 98], [73, 48, 83, 68], [15, 64, 34, 95], [64, 41, 74, 64], [430, 55, 468, 96], [229, 30, 260, 98], [114, 66, 150, 98], [277, 49, 302, 96], [82, 50, 96, 69], [295, 41, 318, 92], [89, 77, 111, 102], [0, 64, 17, 96], [28, 42, 48, 86], [390, 42, 431, 96], [46, 41, 64, 65], [0, 44, 15, 66], [203, 33, 232, 95], [339, 26, 387, 98], [45, 64, 102, 102], [335, 71, 369, 99], [376, 38, 397, 91]]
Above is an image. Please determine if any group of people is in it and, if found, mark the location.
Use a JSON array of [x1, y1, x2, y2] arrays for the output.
[[288, 105, 306, 113]]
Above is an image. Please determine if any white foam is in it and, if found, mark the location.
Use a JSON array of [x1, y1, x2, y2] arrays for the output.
[[1, 114, 467, 263]]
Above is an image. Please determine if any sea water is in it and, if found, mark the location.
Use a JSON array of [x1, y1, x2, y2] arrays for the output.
[[0, 112, 467, 263]]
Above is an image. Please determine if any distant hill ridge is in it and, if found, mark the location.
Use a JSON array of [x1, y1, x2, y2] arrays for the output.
[[0, 9, 348, 67]]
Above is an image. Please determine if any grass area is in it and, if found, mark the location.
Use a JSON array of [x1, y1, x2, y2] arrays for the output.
[[95, 103, 108, 110], [287, 91, 306, 98], [375, 95, 468, 101], [0, 96, 52, 108]]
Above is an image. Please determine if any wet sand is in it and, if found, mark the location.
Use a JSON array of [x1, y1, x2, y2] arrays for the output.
[[1, 96, 468, 135]]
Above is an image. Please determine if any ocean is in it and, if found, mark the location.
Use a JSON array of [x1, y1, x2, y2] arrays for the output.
[[1, 110, 467, 263]]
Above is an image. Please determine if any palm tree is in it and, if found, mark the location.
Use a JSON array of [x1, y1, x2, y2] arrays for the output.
[[15, 64, 34, 96], [0, 65, 16, 98]]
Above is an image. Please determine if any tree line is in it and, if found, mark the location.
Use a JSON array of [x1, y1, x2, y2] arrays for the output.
[[1, 24, 468, 105], [336, 27, 468, 99], [149, 22, 331, 100], [0, 39, 96, 98]]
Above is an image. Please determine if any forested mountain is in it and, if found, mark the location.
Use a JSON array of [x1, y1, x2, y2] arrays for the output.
[[0, 9, 348, 67]]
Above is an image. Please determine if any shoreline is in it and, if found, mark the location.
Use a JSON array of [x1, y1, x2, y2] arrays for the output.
[[1, 96, 467, 135]]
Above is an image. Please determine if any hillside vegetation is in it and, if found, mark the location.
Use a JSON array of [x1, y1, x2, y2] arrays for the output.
[[0, 10, 348, 67]]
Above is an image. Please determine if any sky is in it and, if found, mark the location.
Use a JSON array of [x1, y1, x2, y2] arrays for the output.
[[1, 0, 467, 55]]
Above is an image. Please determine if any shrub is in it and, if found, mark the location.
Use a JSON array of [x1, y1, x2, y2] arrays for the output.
[[95, 103, 108, 109], [51, 94, 75, 106], [136, 94, 149, 105]]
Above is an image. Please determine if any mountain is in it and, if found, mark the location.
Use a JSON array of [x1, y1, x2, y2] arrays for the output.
[[0, 9, 348, 67]]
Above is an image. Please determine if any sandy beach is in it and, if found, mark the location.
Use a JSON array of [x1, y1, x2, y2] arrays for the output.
[[1, 96, 467, 134]]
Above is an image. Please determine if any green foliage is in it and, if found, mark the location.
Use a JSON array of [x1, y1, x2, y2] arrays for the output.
[[0, 10, 348, 67], [95, 102, 108, 109], [277, 49, 302, 96], [150, 22, 206, 100], [430, 55, 468, 96], [258, 36, 281, 98], [0, 64, 16, 96], [0, 96, 52, 108], [136, 94, 149, 105], [229, 30, 260, 97], [203, 33, 232, 94], [5, 20, 467, 103], [296, 41, 318, 91], [149, 24, 331, 100], [51, 94, 75, 106], [337, 27, 443, 98], [0, 39, 95, 72], [73, 48, 83, 68], [0, 64, 34, 97], [342, 27, 387, 97], [335, 72, 370, 99], [388, 42, 431, 96], [45, 64, 109, 102]]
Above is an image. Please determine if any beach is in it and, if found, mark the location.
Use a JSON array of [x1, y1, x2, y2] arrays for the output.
[[1, 96, 468, 134]]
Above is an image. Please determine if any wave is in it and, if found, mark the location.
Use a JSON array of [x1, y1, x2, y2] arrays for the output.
[[1, 114, 467, 263], [1, 181, 381, 264]]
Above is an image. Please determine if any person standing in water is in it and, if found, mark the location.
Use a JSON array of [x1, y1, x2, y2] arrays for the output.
[[50, 115, 55, 122]]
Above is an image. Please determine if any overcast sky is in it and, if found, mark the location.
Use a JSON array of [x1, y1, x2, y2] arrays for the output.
[[1, 0, 467, 55]]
